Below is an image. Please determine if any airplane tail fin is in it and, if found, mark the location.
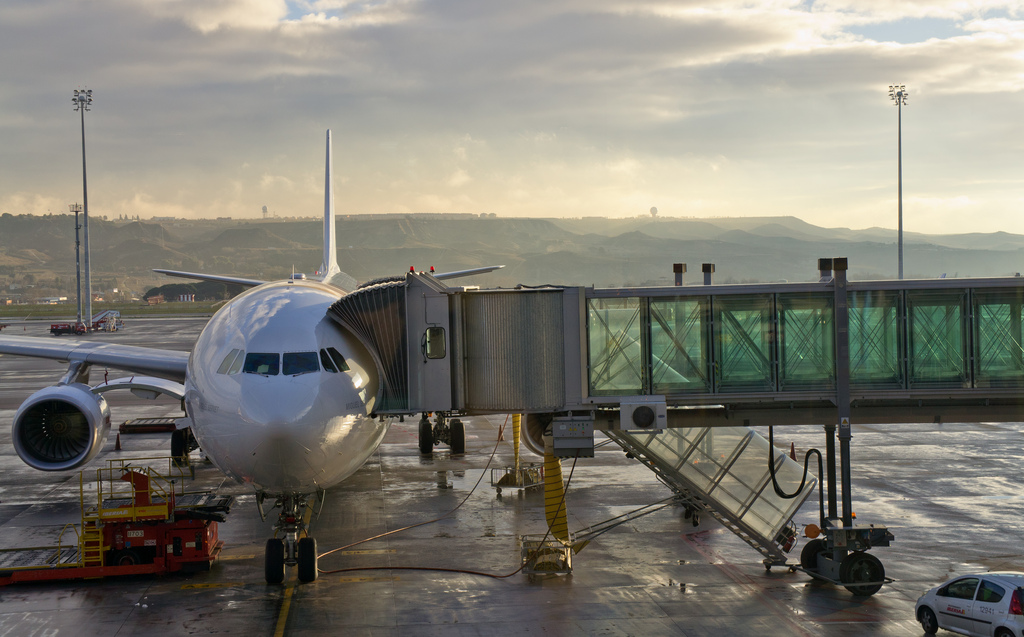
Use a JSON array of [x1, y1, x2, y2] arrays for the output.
[[321, 129, 341, 281], [319, 130, 358, 292]]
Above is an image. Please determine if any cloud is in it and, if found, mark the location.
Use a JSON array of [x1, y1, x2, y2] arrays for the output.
[[2, 0, 1024, 233]]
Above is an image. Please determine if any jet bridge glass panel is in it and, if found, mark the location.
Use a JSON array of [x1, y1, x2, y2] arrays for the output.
[[907, 290, 969, 388], [588, 298, 644, 396], [973, 289, 1024, 387], [649, 296, 711, 394], [849, 290, 903, 388], [777, 293, 835, 390], [714, 295, 775, 392]]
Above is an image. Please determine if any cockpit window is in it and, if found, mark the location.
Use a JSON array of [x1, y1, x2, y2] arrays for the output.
[[326, 347, 350, 372], [283, 352, 320, 376], [217, 349, 242, 375], [320, 349, 338, 373], [227, 350, 245, 375], [243, 352, 280, 375]]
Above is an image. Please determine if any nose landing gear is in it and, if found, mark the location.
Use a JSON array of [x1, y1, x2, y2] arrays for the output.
[[257, 491, 323, 584]]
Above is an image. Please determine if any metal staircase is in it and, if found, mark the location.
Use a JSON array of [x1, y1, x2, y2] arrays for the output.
[[607, 426, 814, 567]]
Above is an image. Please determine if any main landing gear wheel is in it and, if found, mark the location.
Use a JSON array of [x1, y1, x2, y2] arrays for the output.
[[450, 418, 465, 454], [418, 415, 433, 454], [800, 538, 826, 571], [297, 537, 318, 583], [265, 538, 285, 584], [171, 428, 194, 466], [840, 551, 884, 596]]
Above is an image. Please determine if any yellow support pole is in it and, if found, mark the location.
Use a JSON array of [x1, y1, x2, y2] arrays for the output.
[[512, 413, 522, 476], [543, 446, 570, 545]]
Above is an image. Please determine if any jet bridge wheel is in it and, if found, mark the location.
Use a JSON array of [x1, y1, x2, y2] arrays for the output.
[[297, 537, 318, 583], [800, 538, 826, 571], [418, 415, 433, 454], [449, 419, 465, 454], [839, 551, 884, 596], [265, 538, 285, 584]]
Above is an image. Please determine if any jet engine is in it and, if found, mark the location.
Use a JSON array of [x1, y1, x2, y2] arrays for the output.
[[522, 413, 551, 457], [12, 383, 111, 471]]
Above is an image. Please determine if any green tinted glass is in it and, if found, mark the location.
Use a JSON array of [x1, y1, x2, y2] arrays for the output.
[[778, 293, 834, 390], [714, 295, 774, 392], [650, 297, 710, 394], [588, 297, 643, 395], [849, 290, 902, 388]]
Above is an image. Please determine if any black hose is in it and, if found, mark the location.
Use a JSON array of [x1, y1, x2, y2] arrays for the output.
[[767, 425, 826, 529]]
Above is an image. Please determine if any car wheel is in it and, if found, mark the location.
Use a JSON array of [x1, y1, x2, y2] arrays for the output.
[[918, 606, 938, 635], [994, 629, 1014, 637]]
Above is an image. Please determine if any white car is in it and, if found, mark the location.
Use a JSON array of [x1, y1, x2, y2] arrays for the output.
[[916, 572, 1024, 637]]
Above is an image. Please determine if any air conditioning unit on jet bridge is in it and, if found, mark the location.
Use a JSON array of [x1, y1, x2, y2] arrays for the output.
[[617, 397, 667, 431]]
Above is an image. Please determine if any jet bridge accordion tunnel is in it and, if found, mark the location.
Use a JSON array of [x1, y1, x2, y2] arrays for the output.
[[327, 271, 816, 566]]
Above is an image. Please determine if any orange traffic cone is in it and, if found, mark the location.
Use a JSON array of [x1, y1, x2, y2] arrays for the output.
[[789, 442, 796, 461]]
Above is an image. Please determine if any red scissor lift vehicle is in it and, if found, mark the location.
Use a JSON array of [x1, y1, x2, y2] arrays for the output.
[[0, 458, 233, 585]]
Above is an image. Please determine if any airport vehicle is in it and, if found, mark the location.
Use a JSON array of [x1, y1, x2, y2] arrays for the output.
[[0, 458, 231, 586], [49, 322, 87, 336], [0, 130, 500, 584], [915, 571, 1024, 636], [49, 312, 123, 336]]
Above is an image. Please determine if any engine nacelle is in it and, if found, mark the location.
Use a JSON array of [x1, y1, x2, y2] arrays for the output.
[[522, 413, 551, 457], [12, 383, 111, 471]]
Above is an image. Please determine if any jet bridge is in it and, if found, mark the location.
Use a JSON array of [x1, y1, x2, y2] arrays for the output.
[[328, 260, 1024, 591]]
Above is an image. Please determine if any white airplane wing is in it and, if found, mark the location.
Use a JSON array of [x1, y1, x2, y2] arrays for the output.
[[0, 335, 189, 382], [152, 269, 267, 288], [433, 265, 504, 280]]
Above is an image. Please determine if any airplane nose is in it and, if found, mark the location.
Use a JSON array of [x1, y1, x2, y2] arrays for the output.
[[244, 384, 318, 429]]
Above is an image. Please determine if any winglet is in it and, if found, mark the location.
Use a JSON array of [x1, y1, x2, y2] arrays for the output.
[[320, 129, 341, 281]]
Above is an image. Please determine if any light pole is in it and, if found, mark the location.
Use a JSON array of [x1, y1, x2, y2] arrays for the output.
[[73, 89, 93, 329], [69, 203, 83, 326], [889, 84, 908, 280]]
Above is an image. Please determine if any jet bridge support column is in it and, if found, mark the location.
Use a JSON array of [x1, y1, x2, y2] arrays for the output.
[[834, 258, 854, 527]]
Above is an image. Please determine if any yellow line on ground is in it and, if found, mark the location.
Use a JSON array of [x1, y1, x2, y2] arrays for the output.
[[340, 549, 396, 555], [273, 584, 294, 637], [217, 554, 256, 561]]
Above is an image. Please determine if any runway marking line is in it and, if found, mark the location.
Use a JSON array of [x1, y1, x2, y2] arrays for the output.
[[274, 584, 294, 637]]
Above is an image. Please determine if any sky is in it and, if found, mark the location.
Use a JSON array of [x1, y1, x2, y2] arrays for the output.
[[1, 0, 1023, 234]]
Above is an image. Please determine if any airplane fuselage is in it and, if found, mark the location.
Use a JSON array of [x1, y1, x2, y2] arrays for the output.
[[185, 279, 389, 494]]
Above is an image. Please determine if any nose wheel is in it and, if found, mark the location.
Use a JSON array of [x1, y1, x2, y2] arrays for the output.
[[258, 492, 321, 584]]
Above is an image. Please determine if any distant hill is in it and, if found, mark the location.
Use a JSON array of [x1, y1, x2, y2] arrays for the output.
[[2, 213, 1023, 301]]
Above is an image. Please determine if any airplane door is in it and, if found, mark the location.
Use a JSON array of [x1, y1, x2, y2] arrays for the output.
[[406, 275, 453, 412]]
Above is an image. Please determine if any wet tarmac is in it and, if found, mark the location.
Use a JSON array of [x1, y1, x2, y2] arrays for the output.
[[1, 317, 1023, 636]]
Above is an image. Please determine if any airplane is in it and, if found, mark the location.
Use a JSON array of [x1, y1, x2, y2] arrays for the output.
[[0, 130, 502, 584]]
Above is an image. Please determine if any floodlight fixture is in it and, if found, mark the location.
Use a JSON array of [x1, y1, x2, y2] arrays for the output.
[[889, 84, 908, 279], [72, 88, 94, 328]]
